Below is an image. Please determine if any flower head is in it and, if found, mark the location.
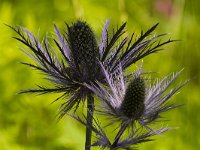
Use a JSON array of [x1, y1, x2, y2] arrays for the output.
[[120, 76, 145, 119], [67, 20, 100, 81], [8, 20, 174, 117], [87, 62, 187, 125], [84, 62, 188, 149]]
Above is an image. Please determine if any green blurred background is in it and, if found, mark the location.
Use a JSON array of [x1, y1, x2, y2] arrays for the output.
[[0, 0, 199, 149]]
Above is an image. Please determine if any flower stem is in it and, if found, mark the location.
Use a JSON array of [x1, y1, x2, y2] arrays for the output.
[[112, 123, 128, 148], [85, 95, 94, 150]]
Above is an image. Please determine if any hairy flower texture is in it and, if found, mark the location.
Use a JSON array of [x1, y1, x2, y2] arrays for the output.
[[84, 63, 188, 149], [8, 20, 174, 117]]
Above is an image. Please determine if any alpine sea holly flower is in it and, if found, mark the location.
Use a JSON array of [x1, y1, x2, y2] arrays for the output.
[[84, 62, 188, 149], [8, 21, 100, 117], [8, 20, 173, 116], [9, 20, 100, 150]]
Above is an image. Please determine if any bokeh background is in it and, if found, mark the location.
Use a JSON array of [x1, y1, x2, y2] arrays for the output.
[[0, 0, 199, 149]]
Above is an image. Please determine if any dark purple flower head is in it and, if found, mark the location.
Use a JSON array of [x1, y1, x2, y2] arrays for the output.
[[120, 76, 145, 119], [83, 62, 188, 149], [67, 21, 100, 81], [8, 20, 174, 117], [86, 62, 187, 125]]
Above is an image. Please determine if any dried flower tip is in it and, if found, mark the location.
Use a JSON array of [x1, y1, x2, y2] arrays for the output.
[[120, 77, 145, 119], [68, 20, 99, 81]]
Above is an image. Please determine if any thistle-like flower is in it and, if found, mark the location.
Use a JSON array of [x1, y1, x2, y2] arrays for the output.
[[9, 21, 101, 117], [83, 62, 188, 149], [8, 20, 173, 117]]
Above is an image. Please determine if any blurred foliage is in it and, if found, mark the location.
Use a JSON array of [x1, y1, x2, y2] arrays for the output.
[[0, 0, 199, 149]]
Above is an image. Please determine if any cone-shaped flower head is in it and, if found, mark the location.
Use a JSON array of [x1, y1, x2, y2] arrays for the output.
[[68, 21, 99, 81], [120, 77, 145, 119], [86, 62, 187, 124], [83, 62, 188, 149]]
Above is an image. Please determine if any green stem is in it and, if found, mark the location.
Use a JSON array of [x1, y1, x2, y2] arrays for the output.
[[85, 95, 94, 150], [112, 123, 128, 148]]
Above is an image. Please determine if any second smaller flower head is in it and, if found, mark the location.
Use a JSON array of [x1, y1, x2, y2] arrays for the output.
[[86, 62, 188, 127], [120, 76, 145, 119], [83, 62, 188, 149]]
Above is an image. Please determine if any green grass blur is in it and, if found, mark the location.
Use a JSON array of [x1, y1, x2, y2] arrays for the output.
[[0, 0, 199, 149]]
